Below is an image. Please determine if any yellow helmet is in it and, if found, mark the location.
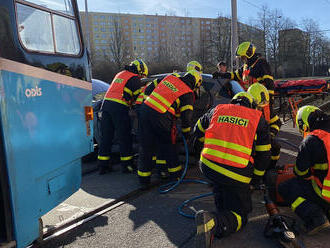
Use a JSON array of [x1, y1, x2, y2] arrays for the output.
[[184, 70, 202, 88], [247, 83, 269, 107], [296, 105, 321, 134], [186, 61, 203, 73], [130, 59, 148, 77], [231, 92, 254, 108], [236, 42, 256, 59]]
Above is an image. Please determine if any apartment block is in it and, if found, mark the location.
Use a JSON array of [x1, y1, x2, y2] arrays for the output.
[[80, 12, 262, 65]]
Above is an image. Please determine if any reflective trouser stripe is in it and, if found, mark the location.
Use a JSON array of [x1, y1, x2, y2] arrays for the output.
[[138, 170, 151, 177], [255, 144, 271, 152], [231, 211, 242, 231], [121, 156, 133, 161], [253, 168, 265, 176], [200, 156, 251, 184], [156, 160, 166, 164], [198, 137, 205, 142], [294, 166, 309, 176], [152, 156, 157, 161], [291, 197, 306, 212], [168, 165, 182, 173], [98, 156, 110, 160]]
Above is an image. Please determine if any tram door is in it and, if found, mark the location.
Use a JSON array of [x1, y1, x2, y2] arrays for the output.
[[0, 0, 93, 247]]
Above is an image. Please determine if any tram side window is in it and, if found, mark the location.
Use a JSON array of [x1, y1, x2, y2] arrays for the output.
[[16, 4, 54, 53], [16, 1, 81, 55], [53, 15, 80, 54]]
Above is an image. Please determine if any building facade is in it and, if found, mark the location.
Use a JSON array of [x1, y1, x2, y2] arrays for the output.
[[80, 12, 263, 68]]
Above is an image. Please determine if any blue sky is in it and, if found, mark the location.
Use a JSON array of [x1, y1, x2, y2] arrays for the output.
[[77, 0, 330, 38]]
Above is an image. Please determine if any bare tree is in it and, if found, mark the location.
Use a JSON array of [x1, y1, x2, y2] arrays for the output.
[[210, 16, 232, 66], [107, 15, 129, 70]]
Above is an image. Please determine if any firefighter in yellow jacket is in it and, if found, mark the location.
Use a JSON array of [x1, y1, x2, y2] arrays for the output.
[[278, 106, 330, 235], [193, 92, 271, 247], [97, 59, 148, 174]]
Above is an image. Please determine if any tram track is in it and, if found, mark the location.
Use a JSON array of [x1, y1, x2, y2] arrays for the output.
[[32, 179, 163, 247]]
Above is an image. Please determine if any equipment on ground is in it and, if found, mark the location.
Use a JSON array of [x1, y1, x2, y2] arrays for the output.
[[263, 186, 306, 248]]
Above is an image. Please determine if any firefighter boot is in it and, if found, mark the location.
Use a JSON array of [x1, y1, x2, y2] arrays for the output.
[[195, 210, 216, 248], [139, 175, 151, 191], [98, 160, 112, 175], [306, 214, 330, 235]]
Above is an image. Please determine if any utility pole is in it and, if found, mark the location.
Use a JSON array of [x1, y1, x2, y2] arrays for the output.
[[84, 0, 91, 53], [231, 0, 239, 69]]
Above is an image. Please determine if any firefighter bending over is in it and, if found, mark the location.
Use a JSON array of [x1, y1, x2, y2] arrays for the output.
[[137, 70, 202, 189]]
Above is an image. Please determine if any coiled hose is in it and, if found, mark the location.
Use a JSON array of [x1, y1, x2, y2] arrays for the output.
[[158, 130, 213, 219]]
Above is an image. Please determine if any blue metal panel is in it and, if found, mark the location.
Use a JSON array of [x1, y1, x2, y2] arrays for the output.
[[0, 69, 93, 247]]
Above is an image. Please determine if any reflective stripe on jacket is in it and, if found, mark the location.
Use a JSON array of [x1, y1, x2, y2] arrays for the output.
[[144, 75, 192, 115], [201, 104, 262, 168], [309, 129, 330, 202], [104, 70, 138, 106], [135, 85, 147, 105]]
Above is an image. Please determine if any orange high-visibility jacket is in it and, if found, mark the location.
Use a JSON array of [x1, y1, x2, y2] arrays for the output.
[[309, 129, 330, 202], [144, 75, 192, 115], [104, 70, 138, 106], [202, 104, 262, 168]]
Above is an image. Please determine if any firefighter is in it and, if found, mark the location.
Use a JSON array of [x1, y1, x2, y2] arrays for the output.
[[97, 59, 148, 175], [137, 70, 202, 189], [248, 83, 282, 169], [215, 42, 276, 112], [135, 61, 202, 179], [278, 105, 330, 235], [193, 92, 271, 247]]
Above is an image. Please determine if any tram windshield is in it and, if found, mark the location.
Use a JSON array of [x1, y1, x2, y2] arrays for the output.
[[16, 0, 80, 55], [20, 0, 74, 16]]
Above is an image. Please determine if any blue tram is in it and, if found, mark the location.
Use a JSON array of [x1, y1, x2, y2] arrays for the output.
[[0, 0, 93, 247]]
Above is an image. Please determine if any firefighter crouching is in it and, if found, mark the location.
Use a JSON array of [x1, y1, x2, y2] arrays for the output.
[[278, 106, 330, 235], [97, 59, 148, 175], [137, 70, 203, 189], [248, 83, 282, 169], [193, 92, 271, 248]]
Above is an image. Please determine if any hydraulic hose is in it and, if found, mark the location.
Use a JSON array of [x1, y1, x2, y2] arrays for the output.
[[158, 129, 213, 218]]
